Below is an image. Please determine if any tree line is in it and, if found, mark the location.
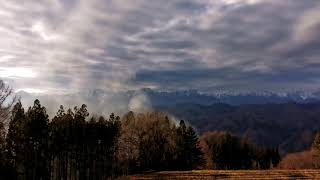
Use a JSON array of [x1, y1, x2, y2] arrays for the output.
[[0, 98, 284, 179]]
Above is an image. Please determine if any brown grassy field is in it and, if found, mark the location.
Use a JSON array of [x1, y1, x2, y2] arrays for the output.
[[125, 170, 320, 179]]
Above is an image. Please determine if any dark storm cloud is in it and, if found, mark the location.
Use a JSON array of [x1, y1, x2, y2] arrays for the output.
[[128, 0, 320, 92], [134, 66, 320, 92], [0, 0, 320, 94]]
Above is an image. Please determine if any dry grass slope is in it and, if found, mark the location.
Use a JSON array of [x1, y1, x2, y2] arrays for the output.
[[125, 170, 320, 179]]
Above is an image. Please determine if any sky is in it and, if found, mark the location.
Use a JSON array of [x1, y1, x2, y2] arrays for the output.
[[0, 0, 320, 95]]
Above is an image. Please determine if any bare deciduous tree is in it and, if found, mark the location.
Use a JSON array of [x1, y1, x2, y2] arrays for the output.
[[0, 80, 17, 125]]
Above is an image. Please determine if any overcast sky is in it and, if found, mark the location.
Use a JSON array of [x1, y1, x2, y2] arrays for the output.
[[0, 0, 320, 94]]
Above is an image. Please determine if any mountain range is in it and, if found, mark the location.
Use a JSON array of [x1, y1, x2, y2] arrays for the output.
[[17, 88, 320, 108], [134, 88, 320, 106]]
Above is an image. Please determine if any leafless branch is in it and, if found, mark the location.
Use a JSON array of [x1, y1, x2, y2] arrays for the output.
[[0, 80, 18, 126]]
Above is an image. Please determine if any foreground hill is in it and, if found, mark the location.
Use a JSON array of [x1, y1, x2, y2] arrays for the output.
[[129, 170, 320, 179], [159, 102, 320, 154]]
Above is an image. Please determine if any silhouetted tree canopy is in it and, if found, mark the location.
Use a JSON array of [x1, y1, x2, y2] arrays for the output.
[[200, 131, 280, 170], [0, 99, 284, 179]]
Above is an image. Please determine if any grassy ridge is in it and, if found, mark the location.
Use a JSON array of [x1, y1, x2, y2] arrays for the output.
[[128, 170, 320, 179]]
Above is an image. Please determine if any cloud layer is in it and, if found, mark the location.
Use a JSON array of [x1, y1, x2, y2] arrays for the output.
[[1, 0, 320, 95]]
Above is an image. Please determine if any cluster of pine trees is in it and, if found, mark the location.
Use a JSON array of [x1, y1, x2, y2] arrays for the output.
[[201, 132, 280, 170], [2, 100, 123, 180], [0, 99, 282, 179]]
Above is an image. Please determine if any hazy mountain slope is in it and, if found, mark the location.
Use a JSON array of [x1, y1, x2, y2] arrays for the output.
[[158, 102, 320, 154], [17, 88, 320, 110], [139, 89, 320, 106]]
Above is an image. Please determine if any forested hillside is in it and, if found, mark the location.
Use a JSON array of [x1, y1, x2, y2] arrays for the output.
[[160, 102, 320, 154]]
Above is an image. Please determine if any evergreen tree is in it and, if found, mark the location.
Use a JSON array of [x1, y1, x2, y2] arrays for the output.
[[176, 120, 203, 170], [25, 99, 50, 180], [271, 148, 281, 168], [6, 102, 26, 178], [49, 105, 67, 180], [240, 136, 253, 169], [175, 120, 187, 169], [185, 125, 204, 169], [0, 120, 16, 180]]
